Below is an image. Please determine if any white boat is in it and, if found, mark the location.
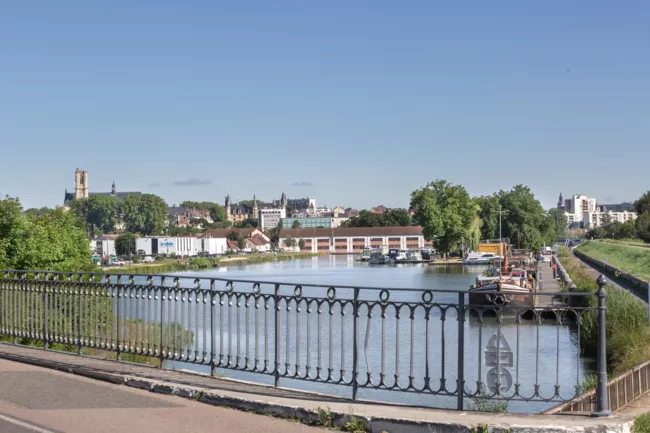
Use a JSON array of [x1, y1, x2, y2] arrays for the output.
[[463, 252, 501, 265], [369, 252, 389, 265]]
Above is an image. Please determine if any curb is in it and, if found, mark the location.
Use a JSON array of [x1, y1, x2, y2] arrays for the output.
[[0, 349, 633, 433]]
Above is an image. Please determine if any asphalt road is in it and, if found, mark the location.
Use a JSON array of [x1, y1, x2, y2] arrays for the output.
[[0, 359, 325, 433]]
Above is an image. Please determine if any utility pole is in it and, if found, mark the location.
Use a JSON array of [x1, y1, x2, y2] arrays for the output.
[[495, 207, 508, 267]]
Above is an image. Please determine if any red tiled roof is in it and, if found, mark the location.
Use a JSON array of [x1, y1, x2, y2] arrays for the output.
[[279, 226, 424, 238], [247, 237, 265, 246], [227, 240, 239, 249]]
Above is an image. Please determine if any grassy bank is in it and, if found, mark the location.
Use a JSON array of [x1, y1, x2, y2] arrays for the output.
[[576, 241, 650, 281], [108, 252, 318, 275], [558, 248, 650, 375]]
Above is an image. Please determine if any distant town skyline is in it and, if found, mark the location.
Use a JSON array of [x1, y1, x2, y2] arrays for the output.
[[1, 166, 642, 213], [2, 1, 648, 210]]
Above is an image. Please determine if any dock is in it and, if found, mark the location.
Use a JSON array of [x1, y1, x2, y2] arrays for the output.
[[533, 260, 568, 314]]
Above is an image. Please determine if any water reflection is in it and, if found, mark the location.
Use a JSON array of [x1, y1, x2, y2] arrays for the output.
[[138, 256, 594, 413]]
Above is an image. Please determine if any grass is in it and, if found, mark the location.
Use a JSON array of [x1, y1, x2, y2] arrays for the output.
[[635, 412, 650, 433], [558, 247, 650, 375], [576, 241, 650, 282]]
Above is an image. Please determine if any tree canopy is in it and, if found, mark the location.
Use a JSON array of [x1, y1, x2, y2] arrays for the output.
[[292, 220, 301, 229], [410, 180, 477, 256], [342, 208, 412, 228], [180, 201, 227, 222], [115, 232, 137, 256], [122, 194, 168, 236], [0, 197, 92, 271], [634, 191, 650, 216], [68, 195, 120, 234]]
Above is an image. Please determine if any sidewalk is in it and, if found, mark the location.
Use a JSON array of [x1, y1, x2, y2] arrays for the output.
[[0, 343, 635, 433]]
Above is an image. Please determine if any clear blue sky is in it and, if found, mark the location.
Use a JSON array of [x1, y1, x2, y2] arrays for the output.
[[1, 1, 648, 210]]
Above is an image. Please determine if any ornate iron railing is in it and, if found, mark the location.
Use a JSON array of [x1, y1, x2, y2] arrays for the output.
[[0, 269, 611, 413]]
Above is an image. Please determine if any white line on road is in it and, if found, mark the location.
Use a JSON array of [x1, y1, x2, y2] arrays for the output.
[[0, 413, 57, 433]]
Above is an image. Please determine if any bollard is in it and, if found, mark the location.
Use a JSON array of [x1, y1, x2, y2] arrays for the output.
[[592, 275, 612, 417]]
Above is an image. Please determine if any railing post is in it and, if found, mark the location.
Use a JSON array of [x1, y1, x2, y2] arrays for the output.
[[274, 283, 281, 388], [43, 281, 48, 350], [457, 291, 465, 410], [116, 275, 122, 362], [352, 287, 359, 400], [592, 274, 612, 417], [210, 279, 216, 376], [160, 277, 166, 368]]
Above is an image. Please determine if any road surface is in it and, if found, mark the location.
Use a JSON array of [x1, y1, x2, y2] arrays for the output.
[[0, 358, 325, 433]]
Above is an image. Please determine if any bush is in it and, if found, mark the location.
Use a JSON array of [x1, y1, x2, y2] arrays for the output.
[[634, 412, 650, 433]]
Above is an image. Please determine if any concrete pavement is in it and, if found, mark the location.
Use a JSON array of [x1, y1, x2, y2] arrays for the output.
[[0, 357, 325, 433], [0, 344, 637, 433]]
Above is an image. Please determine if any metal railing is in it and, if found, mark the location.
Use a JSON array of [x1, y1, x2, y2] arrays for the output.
[[0, 269, 611, 413]]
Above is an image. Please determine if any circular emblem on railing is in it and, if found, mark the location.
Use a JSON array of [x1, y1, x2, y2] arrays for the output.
[[294, 286, 303, 298], [129, 275, 135, 285], [226, 281, 234, 293], [67, 274, 73, 282], [147, 276, 153, 286], [327, 287, 336, 300], [105, 275, 111, 285], [252, 283, 261, 295], [173, 277, 180, 288], [379, 289, 390, 302], [421, 291, 434, 304], [194, 278, 201, 289]]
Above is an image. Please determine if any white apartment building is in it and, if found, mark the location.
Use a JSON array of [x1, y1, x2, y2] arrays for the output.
[[563, 194, 597, 227], [258, 208, 286, 231], [583, 211, 638, 228]]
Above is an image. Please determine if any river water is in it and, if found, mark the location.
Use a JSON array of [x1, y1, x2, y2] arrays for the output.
[[164, 255, 594, 414]]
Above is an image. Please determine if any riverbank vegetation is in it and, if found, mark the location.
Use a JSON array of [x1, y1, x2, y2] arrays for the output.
[[409, 181, 566, 256], [108, 252, 318, 275], [0, 196, 93, 272], [576, 241, 650, 282], [557, 248, 650, 375]]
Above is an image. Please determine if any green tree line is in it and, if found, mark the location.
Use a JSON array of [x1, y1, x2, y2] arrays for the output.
[[587, 191, 650, 242], [410, 180, 566, 256]]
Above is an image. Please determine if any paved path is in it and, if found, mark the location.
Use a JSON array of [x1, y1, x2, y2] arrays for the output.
[[0, 343, 634, 433], [0, 356, 325, 433]]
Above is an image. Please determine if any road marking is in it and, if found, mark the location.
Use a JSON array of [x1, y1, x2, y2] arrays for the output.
[[0, 413, 56, 433]]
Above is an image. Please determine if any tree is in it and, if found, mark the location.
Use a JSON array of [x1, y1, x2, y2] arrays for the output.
[[285, 236, 296, 248], [298, 238, 305, 250], [292, 220, 301, 229], [181, 201, 227, 222], [0, 197, 93, 272], [601, 213, 613, 226], [496, 185, 554, 250], [267, 225, 282, 249], [234, 218, 258, 228], [634, 191, 650, 216], [637, 213, 650, 243], [473, 195, 500, 240], [547, 208, 569, 239], [24, 207, 53, 218], [115, 233, 137, 256], [68, 195, 120, 234], [226, 231, 241, 241], [122, 194, 168, 235], [238, 236, 247, 250], [410, 180, 477, 256], [382, 208, 412, 226]]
